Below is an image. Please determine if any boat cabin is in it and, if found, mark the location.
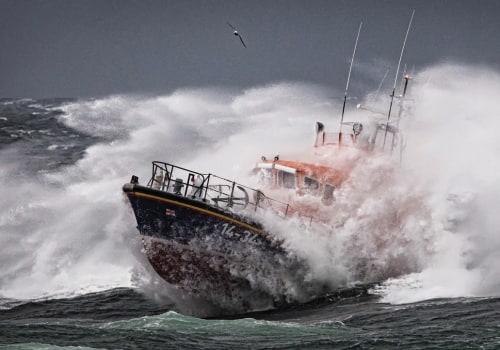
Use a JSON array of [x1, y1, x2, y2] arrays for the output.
[[253, 158, 348, 205]]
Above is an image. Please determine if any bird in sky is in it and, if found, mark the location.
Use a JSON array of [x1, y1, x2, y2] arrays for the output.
[[227, 22, 247, 48]]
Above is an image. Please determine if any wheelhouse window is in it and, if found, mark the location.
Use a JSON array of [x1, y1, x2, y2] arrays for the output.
[[303, 176, 320, 195], [278, 171, 296, 189], [323, 184, 336, 200]]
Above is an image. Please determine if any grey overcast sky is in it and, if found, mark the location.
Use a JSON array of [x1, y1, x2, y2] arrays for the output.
[[1, 0, 499, 98]]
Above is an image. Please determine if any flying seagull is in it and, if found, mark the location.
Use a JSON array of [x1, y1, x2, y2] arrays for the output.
[[227, 22, 247, 48]]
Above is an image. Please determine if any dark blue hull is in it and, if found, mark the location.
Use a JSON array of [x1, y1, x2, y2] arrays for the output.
[[122, 183, 286, 296]]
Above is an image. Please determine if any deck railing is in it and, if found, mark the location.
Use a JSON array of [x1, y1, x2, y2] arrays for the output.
[[145, 161, 292, 218]]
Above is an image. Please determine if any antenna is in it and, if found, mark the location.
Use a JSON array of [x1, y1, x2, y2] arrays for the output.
[[339, 22, 363, 143], [382, 10, 415, 149], [372, 67, 390, 104]]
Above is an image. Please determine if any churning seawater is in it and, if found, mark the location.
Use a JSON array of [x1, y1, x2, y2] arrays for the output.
[[2, 63, 500, 349]]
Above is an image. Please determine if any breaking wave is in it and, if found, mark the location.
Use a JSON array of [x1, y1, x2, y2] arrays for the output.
[[1, 63, 500, 314]]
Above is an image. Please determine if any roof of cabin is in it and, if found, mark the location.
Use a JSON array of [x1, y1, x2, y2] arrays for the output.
[[256, 159, 351, 186]]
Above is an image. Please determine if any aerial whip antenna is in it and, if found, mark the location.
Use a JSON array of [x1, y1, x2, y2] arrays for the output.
[[339, 21, 362, 144], [372, 67, 390, 104], [383, 10, 415, 149]]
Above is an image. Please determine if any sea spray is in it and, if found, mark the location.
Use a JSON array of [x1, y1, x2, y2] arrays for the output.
[[373, 63, 500, 302], [2, 65, 500, 313]]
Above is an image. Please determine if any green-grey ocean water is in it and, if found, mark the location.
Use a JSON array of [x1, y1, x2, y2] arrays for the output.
[[1, 288, 499, 349]]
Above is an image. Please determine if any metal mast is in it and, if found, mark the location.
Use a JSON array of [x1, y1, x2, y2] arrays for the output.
[[382, 10, 415, 149], [339, 22, 363, 144]]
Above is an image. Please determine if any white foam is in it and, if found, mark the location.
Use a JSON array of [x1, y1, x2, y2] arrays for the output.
[[2, 64, 500, 306]]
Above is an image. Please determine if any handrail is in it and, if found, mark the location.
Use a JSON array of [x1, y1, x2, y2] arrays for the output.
[[146, 161, 295, 219]]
